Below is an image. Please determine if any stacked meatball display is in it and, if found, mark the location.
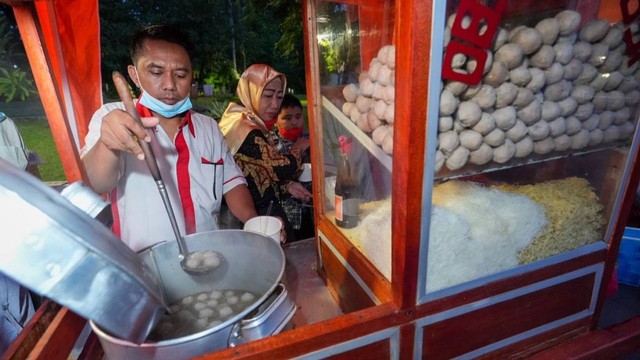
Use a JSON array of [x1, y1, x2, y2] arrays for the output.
[[340, 45, 396, 155], [436, 10, 640, 173]]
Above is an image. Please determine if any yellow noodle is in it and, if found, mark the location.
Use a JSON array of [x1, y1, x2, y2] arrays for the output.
[[495, 177, 605, 264]]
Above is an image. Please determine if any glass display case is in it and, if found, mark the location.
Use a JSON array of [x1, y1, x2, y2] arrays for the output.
[[313, 1, 396, 283], [418, 0, 640, 299], [308, 1, 640, 356]]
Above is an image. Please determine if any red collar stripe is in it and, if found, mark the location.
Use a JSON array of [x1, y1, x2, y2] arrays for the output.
[[176, 122, 196, 234], [137, 99, 196, 234], [110, 187, 121, 238]]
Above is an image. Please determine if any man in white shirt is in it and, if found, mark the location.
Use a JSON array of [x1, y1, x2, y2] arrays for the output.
[[81, 25, 256, 251]]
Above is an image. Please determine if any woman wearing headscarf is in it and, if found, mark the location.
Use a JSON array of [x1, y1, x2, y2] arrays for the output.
[[219, 64, 310, 242]]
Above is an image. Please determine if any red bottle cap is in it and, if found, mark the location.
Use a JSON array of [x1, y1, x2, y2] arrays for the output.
[[338, 135, 352, 153]]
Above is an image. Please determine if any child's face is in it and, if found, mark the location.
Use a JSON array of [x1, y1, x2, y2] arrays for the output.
[[277, 106, 304, 130]]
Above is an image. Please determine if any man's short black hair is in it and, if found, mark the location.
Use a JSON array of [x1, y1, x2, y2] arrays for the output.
[[129, 24, 195, 63], [279, 93, 302, 112]]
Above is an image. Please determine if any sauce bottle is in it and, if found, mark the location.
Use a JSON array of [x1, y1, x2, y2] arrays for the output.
[[335, 135, 359, 228]]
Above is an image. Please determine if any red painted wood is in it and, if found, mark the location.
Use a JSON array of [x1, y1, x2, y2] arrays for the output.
[[481, 319, 590, 359], [326, 339, 391, 359], [392, 0, 431, 311], [529, 316, 640, 359], [12, 4, 86, 183], [194, 303, 404, 359], [422, 274, 596, 359], [358, 1, 395, 70], [28, 307, 86, 360], [319, 230, 378, 312], [3, 300, 59, 360]]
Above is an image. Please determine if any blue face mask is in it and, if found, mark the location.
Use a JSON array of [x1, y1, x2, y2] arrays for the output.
[[135, 68, 192, 118]]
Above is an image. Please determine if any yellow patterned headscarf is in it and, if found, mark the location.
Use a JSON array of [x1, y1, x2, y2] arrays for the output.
[[219, 64, 287, 154]]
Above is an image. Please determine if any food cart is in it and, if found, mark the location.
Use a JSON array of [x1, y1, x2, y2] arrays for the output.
[[2, 0, 640, 358]]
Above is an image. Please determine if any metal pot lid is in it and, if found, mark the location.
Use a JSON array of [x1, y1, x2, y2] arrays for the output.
[[0, 159, 166, 343]]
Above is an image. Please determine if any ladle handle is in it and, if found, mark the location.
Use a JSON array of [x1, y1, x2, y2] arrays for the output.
[[112, 71, 162, 181], [112, 71, 189, 256]]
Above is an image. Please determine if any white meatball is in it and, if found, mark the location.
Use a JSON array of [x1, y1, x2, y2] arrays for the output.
[[218, 305, 233, 318], [240, 292, 255, 303], [589, 129, 604, 146], [203, 254, 221, 268], [208, 320, 222, 329], [514, 137, 534, 158], [199, 308, 215, 319], [553, 134, 572, 151], [196, 318, 209, 329], [534, 137, 556, 155], [182, 296, 194, 305], [493, 139, 516, 163], [469, 143, 493, 165], [185, 257, 200, 269], [177, 309, 194, 321], [570, 129, 591, 149]]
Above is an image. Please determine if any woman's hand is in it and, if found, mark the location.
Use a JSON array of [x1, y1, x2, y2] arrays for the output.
[[292, 137, 310, 152], [286, 181, 312, 202]]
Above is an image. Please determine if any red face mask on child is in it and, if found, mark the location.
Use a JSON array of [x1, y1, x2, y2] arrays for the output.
[[279, 127, 304, 141]]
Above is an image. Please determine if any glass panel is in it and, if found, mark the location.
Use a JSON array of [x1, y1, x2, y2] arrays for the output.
[[426, 0, 639, 293], [316, 1, 395, 280]]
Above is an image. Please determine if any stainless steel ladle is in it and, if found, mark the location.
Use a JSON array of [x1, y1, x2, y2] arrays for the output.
[[113, 71, 222, 274]]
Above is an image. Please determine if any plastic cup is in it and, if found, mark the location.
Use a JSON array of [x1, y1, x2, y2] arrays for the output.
[[298, 163, 312, 182], [244, 216, 282, 243]]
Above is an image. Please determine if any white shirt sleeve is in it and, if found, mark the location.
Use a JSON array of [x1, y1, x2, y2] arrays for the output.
[[80, 102, 124, 157]]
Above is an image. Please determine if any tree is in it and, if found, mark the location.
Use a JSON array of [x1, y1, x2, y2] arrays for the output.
[[267, 0, 306, 93], [0, 5, 37, 102], [98, 0, 306, 96]]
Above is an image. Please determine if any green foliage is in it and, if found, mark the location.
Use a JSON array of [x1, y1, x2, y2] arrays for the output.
[[319, 39, 339, 72], [202, 55, 238, 93], [193, 95, 235, 119], [204, 98, 231, 120], [98, 0, 306, 95], [0, 68, 36, 101], [0, 7, 37, 102], [316, 3, 360, 86]]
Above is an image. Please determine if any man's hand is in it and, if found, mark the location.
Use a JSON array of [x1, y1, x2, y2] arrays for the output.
[[99, 110, 159, 160]]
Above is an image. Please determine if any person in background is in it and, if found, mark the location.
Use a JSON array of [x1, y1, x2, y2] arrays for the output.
[[274, 94, 315, 239], [0, 112, 29, 171], [0, 112, 36, 354], [81, 24, 256, 252], [219, 64, 309, 242]]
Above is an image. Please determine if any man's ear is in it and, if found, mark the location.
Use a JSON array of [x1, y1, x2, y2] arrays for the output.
[[127, 65, 140, 88]]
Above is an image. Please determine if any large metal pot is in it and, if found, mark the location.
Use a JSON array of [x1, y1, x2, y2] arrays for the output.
[[91, 229, 291, 360]]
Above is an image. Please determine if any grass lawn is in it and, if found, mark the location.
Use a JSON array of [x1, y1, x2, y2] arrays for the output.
[[14, 117, 66, 182]]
